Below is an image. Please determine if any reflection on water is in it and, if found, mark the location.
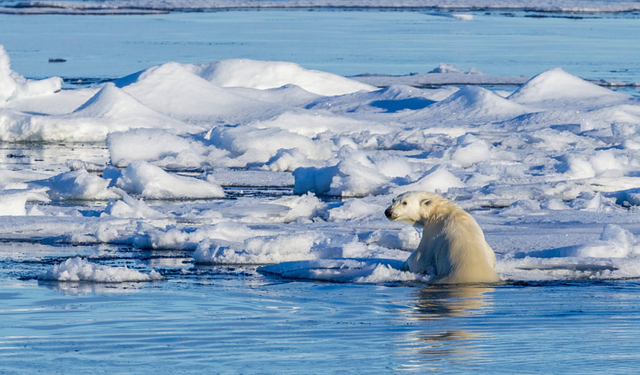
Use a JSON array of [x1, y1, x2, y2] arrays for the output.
[[395, 286, 494, 371], [0, 143, 109, 177], [414, 286, 494, 319], [5, 276, 640, 373], [38, 280, 147, 296]]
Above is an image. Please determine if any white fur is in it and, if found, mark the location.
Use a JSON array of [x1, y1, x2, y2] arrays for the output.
[[385, 191, 500, 284]]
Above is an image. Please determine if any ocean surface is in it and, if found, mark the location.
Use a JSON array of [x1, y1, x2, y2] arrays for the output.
[[1, 9, 640, 83], [4, 271, 640, 373], [2, 6, 640, 374]]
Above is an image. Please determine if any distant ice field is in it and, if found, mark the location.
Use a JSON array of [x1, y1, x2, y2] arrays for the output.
[[2, 0, 640, 13]]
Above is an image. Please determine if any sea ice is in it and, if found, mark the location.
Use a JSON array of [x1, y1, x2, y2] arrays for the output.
[[1, 45, 640, 283], [38, 257, 163, 282], [110, 160, 225, 199]]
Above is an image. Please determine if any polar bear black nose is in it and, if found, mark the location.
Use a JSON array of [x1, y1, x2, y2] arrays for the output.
[[384, 207, 392, 218]]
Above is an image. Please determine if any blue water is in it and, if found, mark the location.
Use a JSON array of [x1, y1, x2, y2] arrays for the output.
[[1, 10, 640, 83], [3, 266, 640, 373]]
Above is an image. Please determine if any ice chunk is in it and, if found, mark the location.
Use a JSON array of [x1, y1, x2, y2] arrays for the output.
[[208, 125, 332, 168], [108, 128, 207, 167], [269, 193, 327, 223], [132, 221, 256, 251], [38, 257, 162, 282], [575, 224, 639, 258], [428, 63, 478, 74], [113, 160, 225, 199], [0, 189, 50, 216], [451, 14, 474, 21], [39, 169, 120, 200], [103, 194, 165, 219], [0, 45, 62, 103], [393, 166, 465, 194], [194, 232, 328, 265], [258, 259, 425, 283], [294, 159, 390, 197]]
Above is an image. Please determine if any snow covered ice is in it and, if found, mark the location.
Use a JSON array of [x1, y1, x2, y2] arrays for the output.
[[38, 257, 163, 282], [1, 42, 640, 284]]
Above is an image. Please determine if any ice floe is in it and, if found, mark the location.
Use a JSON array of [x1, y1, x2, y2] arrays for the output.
[[38, 257, 163, 282], [1, 45, 640, 284]]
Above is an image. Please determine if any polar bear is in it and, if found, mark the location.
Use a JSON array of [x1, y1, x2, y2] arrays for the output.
[[385, 191, 500, 284]]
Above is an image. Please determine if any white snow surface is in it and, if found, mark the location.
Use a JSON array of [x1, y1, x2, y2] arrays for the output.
[[2, 47, 640, 284], [190, 59, 376, 96], [109, 160, 225, 199], [38, 257, 163, 282]]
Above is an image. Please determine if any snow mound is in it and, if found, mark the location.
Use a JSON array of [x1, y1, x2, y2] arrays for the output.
[[508, 68, 622, 104], [119, 62, 276, 123], [38, 257, 163, 282], [424, 85, 529, 120], [190, 59, 376, 96], [0, 84, 197, 142], [72, 83, 191, 131]]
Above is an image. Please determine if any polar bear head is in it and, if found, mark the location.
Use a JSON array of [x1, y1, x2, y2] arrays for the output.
[[385, 191, 453, 226]]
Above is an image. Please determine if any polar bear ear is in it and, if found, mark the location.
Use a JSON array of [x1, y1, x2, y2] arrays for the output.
[[421, 199, 432, 206]]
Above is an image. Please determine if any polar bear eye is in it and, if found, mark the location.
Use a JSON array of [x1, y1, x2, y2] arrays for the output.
[[422, 199, 431, 206], [402, 201, 407, 206]]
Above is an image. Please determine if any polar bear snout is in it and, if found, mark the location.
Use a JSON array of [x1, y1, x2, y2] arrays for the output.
[[384, 207, 393, 219]]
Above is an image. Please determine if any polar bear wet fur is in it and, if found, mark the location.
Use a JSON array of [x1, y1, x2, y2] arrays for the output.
[[385, 191, 500, 284]]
